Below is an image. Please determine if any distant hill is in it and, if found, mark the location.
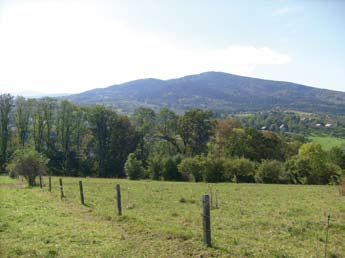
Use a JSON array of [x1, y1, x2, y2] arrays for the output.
[[12, 91, 69, 98], [64, 72, 345, 114]]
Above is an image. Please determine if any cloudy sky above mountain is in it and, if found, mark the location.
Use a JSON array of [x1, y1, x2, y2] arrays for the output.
[[0, 0, 344, 94]]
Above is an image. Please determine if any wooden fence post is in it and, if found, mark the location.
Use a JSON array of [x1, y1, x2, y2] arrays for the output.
[[202, 194, 211, 247], [48, 176, 52, 192], [79, 180, 85, 205], [59, 178, 64, 199], [116, 184, 122, 216], [39, 175, 42, 188]]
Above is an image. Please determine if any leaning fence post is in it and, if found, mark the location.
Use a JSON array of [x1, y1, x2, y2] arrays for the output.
[[39, 175, 42, 188], [79, 180, 85, 205], [202, 194, 211, 247], [48, 175, 52, 192], [59, 178, 64, 199], [116, 184, 122, 216]]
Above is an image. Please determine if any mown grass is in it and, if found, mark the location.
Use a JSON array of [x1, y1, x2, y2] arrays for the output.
[[1, 175, 345, 257], [308, 136, 345, 150]]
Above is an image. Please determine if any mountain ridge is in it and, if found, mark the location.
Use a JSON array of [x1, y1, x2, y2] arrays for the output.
[[63, 71, 345, 114]]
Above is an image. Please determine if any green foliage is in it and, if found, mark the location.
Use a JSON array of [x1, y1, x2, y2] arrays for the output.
[[329, 146, 345, 169], [7, 147, 48, 186], [238, 111, 345, 138], [298, 143, 334, 184], [89, 105, 138, 177], [256, 160, 284, 184], [203, 158, 225, 182], [14, 96, 32, 147], [147, 155, 164, 180], [284, 156, 311, 184], [223, 157, 255, 183], [179, 109, 214, 156], [178, 156, 204, 182], [2, 93, 344, 185], [162, 155, 182, 181], [124, 153, 144, 180], [0, 93, 14, 172]]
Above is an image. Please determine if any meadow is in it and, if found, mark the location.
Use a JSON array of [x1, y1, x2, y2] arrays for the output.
[[308, 136, 345, 150], [1, 176, 344, 258]]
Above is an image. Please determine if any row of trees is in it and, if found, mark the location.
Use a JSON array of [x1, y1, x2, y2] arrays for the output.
[[0, 94, 138, 177], [1, 93, 344, 185], [125, 143, 344, 185]]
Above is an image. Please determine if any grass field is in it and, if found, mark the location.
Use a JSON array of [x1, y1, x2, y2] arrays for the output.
[[1, 176, 345, 258], [308, 136, 345, 150]]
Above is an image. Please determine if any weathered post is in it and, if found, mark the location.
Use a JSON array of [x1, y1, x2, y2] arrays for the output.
[[59, 178, 64, 199], [202, 194, 211, 247], [324, 215, 330, 258], [79, 180, 85, 205], [48, 175, 52, 192], [116, 184, 122, 216], [39, 175, 42, 188]]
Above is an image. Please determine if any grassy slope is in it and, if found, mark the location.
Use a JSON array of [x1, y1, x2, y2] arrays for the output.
[[308, 136, 345, 150], [1, 176, 345, 258]]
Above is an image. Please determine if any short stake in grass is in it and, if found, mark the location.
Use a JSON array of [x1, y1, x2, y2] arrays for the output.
[[116, 184, 122, 216], [48, 175, 52, 192], [79, 180, 85, 205], [202, 194, 211, 247], [59, 178, 65, 199], [39, 175, 42, 188]]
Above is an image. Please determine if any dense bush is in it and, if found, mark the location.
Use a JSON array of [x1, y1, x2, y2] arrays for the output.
[[284, 157, 311, 184], [256, 160, 284, 184], [124, 153, 144, 180], [178, 156, 204, 182], [203, 158, 225, 182], [223, 157, 255, 183], [147, 155, 164, 180], [162, 155, 182, 181], [7, 147, 48, 186]]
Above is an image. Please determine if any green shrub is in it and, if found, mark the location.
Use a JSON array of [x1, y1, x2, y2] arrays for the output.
[[223, 157, 255, 183], [7, 147, 48, 186], [147, 155, 164, 180], [162, 155, 182, 181], [178, 156, 204, 182], [124, 153, 144, 180], [256, 160, 284, 184], [284, 157, 311, 184], [203, 158, 225, 182]]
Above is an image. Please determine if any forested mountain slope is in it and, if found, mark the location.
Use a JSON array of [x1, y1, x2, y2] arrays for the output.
[[65, 72, 345, 114]]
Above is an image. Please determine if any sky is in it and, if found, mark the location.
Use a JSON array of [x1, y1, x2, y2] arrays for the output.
[[0, 0, 344, 94]]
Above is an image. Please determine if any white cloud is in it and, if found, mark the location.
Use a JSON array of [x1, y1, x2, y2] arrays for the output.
[[0, 1, 291, 94]]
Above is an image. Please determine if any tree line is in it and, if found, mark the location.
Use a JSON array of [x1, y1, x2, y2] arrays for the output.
[[235, 111, 345, 138], [1, 94, 344, 185]]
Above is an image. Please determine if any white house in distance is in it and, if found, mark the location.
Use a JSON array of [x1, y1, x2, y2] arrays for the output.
[[325, 123, 332, 128]]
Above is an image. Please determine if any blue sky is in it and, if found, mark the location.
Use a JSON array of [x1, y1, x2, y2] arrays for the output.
[[0, 0, 344, 93]]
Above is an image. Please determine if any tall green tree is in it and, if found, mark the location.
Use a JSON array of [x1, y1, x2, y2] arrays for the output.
[[0, 94, 14, 172], [132, 107, 156, 165], [156, 108, 181, 154], [31, 99, 45, 152], [15, 96, 32, 146], [89, 105, 138, 177], [179, 109, 214, 156], [57, 100, 76, 175]]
